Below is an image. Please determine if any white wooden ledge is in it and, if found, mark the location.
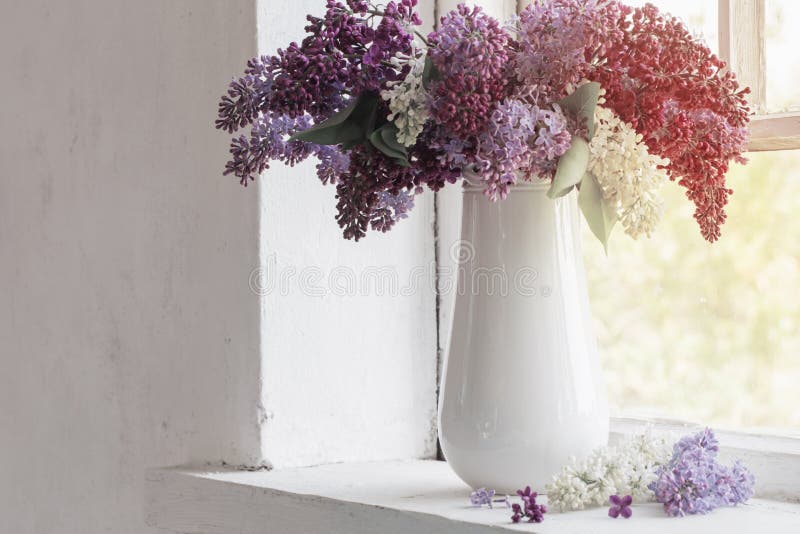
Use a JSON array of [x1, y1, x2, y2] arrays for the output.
[[145, 460, 800, 534]]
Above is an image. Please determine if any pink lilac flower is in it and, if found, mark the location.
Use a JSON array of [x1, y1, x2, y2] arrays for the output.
[[427, 4, 513, 138], [608, 495, 633, 518], [511, 486, 547, 523], [648, 429, 755, 517], [514, 0, 629, 104]]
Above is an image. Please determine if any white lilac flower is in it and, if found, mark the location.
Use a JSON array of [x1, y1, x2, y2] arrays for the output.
[[381, 47, 430, 147], [588, 105, 670, 239], [545, 430, 672, 512]]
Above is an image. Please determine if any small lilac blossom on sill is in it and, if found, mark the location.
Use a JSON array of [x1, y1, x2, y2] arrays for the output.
[[469, 488, 511, 509], [469, 488, 495, 508], [608, 494, 633, 519], [511, 486, 547, 523], [648, 428, 755, 517]]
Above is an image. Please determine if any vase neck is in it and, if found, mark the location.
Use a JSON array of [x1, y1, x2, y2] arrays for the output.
[[461, 170, 550, 193], [462, 181, 551, 194]]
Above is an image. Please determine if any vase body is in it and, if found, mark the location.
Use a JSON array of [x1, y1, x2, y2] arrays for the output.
[[438, 180, 609, 493]]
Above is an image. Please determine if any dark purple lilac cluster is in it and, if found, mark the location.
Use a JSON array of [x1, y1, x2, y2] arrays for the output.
[[333, 144, 418, 239], [215, 0, 444, 240], [511, 486, 547, 523], [649, 428, 755, 517]]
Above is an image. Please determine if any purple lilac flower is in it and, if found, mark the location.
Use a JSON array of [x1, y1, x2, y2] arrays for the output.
[[427, 4, 512, 138], [335, 145, 417, 240], [474, 98, 571, 200], [314, 145, 350, 185], [608, 495, 633, 519], [672, 426, 720, 457], [360, 1, 420, 91], [224, 114, 349, 187], [511, 486, 547, 523], [470, 488, 496, 507], [215, 56, 275, 133], [370, 190, 415, 233], [648, 428, 755, 517], [515, 0, 628, 104]]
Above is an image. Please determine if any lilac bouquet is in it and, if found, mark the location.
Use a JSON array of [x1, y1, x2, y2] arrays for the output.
[[216, 0, 749, 245]]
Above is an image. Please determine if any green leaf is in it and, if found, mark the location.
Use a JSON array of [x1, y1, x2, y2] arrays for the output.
[[547, 136, 589, 199], [558, 81, 601, 139], [578, 171, 617, 253], [289, 93, 379, 147], [422, 55, 442, 91], [369, 123, 410, 166]]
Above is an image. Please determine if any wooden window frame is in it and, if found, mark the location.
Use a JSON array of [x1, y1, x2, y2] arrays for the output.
[[719, 0, 800, 151]]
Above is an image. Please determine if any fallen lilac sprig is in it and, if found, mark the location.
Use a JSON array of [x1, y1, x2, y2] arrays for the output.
[[648, 428, 755, 517], [511, 486, 547, 523], [608, 494, 633, 518], [470, 488, 494, 507], [469, 488, 510, 509]]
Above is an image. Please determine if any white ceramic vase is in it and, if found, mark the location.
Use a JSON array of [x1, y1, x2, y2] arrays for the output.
[[438, 179, 609, 493]]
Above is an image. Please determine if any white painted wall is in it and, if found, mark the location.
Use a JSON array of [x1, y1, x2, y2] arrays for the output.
[[0, 0, 438, 532], [256, 0, 439, 468], [0, 2, 264, 532]]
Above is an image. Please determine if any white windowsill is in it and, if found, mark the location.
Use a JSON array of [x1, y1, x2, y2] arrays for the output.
[[145, 460, 800, 534]]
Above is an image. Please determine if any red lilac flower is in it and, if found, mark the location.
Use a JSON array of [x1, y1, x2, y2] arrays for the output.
[[608, 495, 633, 518], [589, 2, 750, 242], [427, 4, 513, 138]]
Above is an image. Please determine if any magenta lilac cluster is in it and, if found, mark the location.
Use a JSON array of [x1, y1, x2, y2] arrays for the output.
[[511, 486, 547, 523], [649, 428, 755, 517], [608, 494, 632, 518]]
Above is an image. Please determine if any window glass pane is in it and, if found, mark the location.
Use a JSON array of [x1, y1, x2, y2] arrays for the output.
[[766, 0, 800, 113], [626, 0, 718, 54], [584, 151, 800, 436]]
